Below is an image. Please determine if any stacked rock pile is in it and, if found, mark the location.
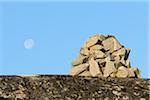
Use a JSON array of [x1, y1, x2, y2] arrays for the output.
[[68, 34, 140, 78]]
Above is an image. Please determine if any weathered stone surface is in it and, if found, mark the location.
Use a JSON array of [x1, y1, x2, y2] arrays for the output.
[[105, 55, 114, 61], [79, 70, 91, 76], [0, 75, 149, 99], [90, 44, 103, 50], [130, 67, 140, 78], [89, 58, 102, 77], [104, 61, 117, 77], [102, 37, 114, 51], [125, 59, 131, 68], [112, 47, 126, 56], [98, 34, 106, 41], [94, 50, 105, 59], [69, 34, 140, 78], [72, 54, 88, 66], [96, 58, 105, 64], [128, 69, 135, 77], [113, 38, 122, 51], [80, 48, 89, 56], [110, 72, 117, 77], [120, 56, 126, 65], [113, 55, 120, 62], [68, 63, 89, 75], [114, 61, 123, 69], [116, 66, 129, 78], [83, 35, 99, 48]]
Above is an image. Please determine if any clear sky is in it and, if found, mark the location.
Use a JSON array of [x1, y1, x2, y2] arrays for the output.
[[0, 1, 149, 78]]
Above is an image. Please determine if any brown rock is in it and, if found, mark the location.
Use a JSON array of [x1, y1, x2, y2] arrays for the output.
[[79, 70, 91, 76], [98, 34, 106, 41], [110, 72, 117, 77], [113, 38, 122, 51], [96, 58, 106, 64], [112, 48, 126, 56], [125, 59, 131, 68], [83, 35, 99, 48], [116, 66, 129, 78], [114, 61, 123, 69], [72, 54, 88, 66], [69, 34, 140, 78], [102, 37, 114, 51], [105, 55, 114, 61], [80, 48, 89, 56], [128, 69, 135, 77], [89, 58, 102, 77], [89, 49, 105, 59], [130, 67, 140, 78], [90, 44, 103, 50], [68, 63, 89, 75], [112, 90, 121, 96], [103, 61, 117, 77], [120, 56, 126, 66], [113, 55, 120, 62], [94, 50, 105, 59]]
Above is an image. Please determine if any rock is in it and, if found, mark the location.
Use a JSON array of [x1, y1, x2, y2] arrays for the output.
[[116, 66, 129, 78], [94, 50, 105, 59], [69, 34, 140, 78], [120, 56, 126, 66], [112, 48, 126, 56], [68, 63, 89, 75], [79, 70, 91, 76], [89, 49, 105, 59], [89, 58, 102, 77], [128, 69, 135, 77], [72, 54, 88, 66], [90, 44, 103, 50], [102, 37, 114, 52], [80, 48, 89, 56], [105, 55, 114, 61], [98, 34, 106, 41], [113, 38, 122, 51], [112, 90, 121, 96], [130, 67, 140, 78], [110, 72, 116, 77], [83, 35, 99, 48], [125, 59, 131, 68], [124, 49, 130, 60], [0, 75, 148, 99], [96, 58, 106, 64], [114, 61, 123, 69], [103, 61, 117, 77], [113, 55, 120, 62]]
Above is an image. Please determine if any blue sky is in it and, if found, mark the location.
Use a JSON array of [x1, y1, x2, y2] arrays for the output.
[[0, 1, 149, 78]]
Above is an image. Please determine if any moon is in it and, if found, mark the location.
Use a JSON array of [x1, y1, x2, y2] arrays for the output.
[[24, 39, 34, 49]]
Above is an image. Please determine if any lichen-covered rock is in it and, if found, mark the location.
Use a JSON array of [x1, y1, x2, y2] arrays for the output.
[[116, 66, 129, 78], [0, 75, 149, 99], [68, 34, 140, 78], [68, 63, 89, 75], [89, 58, 102, 77], [104, 61, 117, 77], [102, 37, 114, 52]]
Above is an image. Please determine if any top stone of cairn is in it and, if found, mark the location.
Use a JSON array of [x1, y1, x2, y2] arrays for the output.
[[68, 34, 140, 78]]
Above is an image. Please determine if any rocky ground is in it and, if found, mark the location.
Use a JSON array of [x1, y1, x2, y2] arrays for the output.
[[0, 75, 149, 100]]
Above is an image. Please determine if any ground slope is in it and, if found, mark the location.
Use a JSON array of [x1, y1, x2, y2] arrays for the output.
[[0, 75, 149, 100]]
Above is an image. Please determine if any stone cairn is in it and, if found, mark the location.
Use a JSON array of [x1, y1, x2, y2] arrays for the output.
[[68, 34, 140, 78]]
